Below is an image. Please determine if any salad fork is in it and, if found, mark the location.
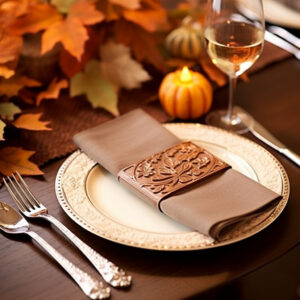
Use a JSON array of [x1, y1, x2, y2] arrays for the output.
[[3, 172, 132, 288]]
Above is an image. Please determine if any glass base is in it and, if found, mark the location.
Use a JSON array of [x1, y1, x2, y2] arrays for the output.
[[205, 109, 249, 134]]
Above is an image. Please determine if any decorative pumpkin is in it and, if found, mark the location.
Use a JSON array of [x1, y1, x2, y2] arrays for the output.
[[159, 66, 213, 120], [166, 16, 205, 59]]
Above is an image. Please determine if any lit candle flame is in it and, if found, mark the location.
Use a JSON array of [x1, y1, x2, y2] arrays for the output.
[[180, 66, 192, 83]]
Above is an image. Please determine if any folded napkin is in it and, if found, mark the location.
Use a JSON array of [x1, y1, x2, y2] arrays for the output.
[[74, 109, 282, 240]]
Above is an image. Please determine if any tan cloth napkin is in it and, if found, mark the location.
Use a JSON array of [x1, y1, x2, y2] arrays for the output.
[[73, 109, 282, 240]]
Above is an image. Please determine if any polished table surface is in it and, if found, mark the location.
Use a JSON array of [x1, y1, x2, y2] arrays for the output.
[[0, 57, 299, 300]]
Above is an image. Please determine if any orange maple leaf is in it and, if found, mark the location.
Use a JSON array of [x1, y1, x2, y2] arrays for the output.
[[0, 34, 22, 64], [59, 26, 107, 78], [69, 0, 105, 25], [36, 78, 68, 106], [0, 75, 41, 97], [109, 0, 141, 10], [122, 0, 168, 32], [0, 65, 15, 79], [42, 17, 88, 61], [42, 0, 104, 60], [13, 113, 52, 131], [0, 55, 19, 79], [8, 3, 62, 35], [0, 0, 32, 18], [0, 147, 43, 176], [115, 19, 166, 72]]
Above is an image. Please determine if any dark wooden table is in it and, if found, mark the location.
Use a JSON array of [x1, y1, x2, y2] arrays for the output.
[[0, 57, 299, 300]]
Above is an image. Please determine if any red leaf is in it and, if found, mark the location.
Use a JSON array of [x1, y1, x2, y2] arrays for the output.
[[115, 19, 166, 72]]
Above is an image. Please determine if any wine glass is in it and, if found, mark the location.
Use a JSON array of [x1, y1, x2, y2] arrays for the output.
[[204, 0, 265, 133]]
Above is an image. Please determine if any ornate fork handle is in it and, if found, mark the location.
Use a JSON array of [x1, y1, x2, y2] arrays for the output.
[[27, 231, 110, 299], [41, 214, 131, 287]]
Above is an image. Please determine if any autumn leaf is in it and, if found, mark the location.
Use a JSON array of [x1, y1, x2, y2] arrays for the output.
[[0, 55, 19, 79], [0, 65, 15, 79], [0, 75, 41, 97], [0, 147, 43, 176], [69, 0, 105, 25], [199, 58, 227, 87], [0, 34, 22, 80], [36, 78, 68, 106], [170, 1, 206, 24], [0, 120, 5, 140], [99, 41, 151, 90], [0, 35, 22, 64], [42, 18, 88, 61], [0, 102, 21, 120], [97, 1, 122, 21], [70, 59, 119, 116], [13, 113, 52, 131], [8, 3, 62, 35], [122, 1, 168, 32], [109, 0, 141, 10], [42, 0, 104, 60], [115, 19, 166, 72], [0, 0, 31, 18], [51, 0, 76, 13], [60, 26, 107, 78]]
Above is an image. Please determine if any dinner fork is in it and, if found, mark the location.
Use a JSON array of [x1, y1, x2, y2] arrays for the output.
[[3, 172, 132, 288]]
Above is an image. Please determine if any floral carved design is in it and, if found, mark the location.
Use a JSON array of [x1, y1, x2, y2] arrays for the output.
[[119, 142, 230, 203]]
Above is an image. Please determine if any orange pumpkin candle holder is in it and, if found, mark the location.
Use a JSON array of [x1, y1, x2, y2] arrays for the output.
[[159, 66, 213, 120]]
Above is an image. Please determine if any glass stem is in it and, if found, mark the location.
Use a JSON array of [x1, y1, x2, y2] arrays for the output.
[[225, 76, 237, 123]]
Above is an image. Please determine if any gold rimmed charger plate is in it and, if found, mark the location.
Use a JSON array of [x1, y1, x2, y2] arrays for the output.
[[55, 124, 289, 251]]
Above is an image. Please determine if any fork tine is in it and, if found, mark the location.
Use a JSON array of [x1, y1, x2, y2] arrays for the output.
[[7, 176, 32, 211], [3, 178, 27, 212], [11, 173, 37, 209], [15, 171, 41, 206]]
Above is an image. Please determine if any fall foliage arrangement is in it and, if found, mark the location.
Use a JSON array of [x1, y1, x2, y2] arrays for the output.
[[0, 0, 226, 178]]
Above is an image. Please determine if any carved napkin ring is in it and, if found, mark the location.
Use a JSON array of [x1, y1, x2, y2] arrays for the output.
[[118, 142, 230, 208]]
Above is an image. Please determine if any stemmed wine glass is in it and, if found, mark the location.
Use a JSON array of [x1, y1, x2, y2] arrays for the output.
[[204, 0, 265, 133]]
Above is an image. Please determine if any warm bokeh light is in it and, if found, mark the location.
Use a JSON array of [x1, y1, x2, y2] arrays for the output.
[[180, 66, 192, 83]]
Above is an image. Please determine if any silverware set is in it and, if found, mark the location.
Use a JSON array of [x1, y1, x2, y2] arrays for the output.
[[1, 172, 132, 299]]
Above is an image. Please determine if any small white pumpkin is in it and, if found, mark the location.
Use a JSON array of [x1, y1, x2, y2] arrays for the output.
[[166, 16, 205, 59]]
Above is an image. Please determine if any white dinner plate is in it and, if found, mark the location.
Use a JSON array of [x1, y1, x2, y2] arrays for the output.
[[264, 0, 300, 29], [55, 124, 289, 251]]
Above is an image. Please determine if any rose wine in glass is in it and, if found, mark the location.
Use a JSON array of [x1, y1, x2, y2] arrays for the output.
[[204, 0, 265, 133]]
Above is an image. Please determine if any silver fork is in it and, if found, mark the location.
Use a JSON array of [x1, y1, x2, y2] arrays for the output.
[[3, 172, 132, 288]]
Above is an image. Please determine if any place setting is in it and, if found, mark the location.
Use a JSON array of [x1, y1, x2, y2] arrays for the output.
[[55, 0, 291, 252], [0, 0, 299, 299]]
